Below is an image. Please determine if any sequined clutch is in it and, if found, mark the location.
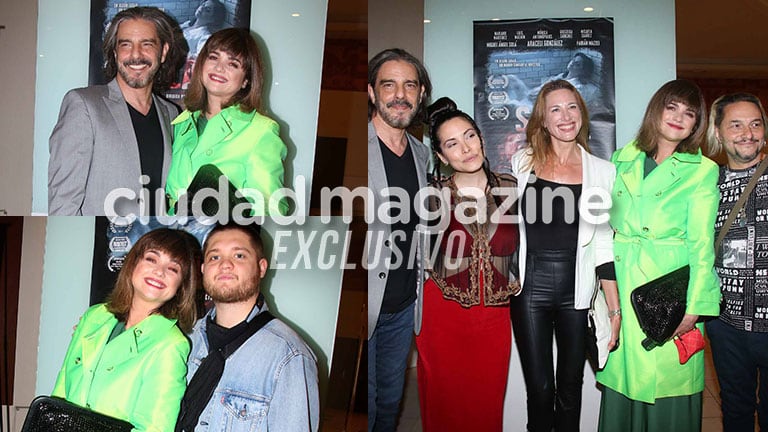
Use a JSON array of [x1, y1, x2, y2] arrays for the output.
[[22, 395, 133, 432], [630, 265, 690, 351]]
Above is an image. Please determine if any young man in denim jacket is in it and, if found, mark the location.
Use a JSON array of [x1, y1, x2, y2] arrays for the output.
[[177, 222, 319, 431]]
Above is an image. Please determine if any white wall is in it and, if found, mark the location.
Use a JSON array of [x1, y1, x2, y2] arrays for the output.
[[32, 0, 328, 214], [419, 1, 677, 430]]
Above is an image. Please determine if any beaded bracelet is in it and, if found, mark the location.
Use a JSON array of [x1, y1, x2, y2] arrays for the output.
[[608, 309, 622, 318]]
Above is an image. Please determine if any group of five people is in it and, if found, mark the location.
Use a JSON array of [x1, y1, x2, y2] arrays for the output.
[[368, 47, 768, 432]]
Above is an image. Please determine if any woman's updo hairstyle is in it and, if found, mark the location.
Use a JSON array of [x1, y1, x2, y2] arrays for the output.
[[427, 97, 481, 154], [425, 97, 498, 197]]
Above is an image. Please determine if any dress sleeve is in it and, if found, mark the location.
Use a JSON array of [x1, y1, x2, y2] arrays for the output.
[[245, 117, 288, 215], [684, 161, 721, 316], [596, 262, 616, 280]]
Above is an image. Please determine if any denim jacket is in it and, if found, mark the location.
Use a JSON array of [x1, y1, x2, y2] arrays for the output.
[[187, 303, 320, 431]]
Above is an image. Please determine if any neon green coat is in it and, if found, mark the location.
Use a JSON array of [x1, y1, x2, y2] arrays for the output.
[[596, 142, 721, 403], [166, 105, 288, 215], [52, 304, 189, 432]]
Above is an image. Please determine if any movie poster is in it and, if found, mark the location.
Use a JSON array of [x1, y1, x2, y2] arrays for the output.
[[473, 18, 615, 173], [89, 0, 252, 107]]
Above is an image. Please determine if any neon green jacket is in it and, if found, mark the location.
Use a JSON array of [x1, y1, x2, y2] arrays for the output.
[[52, 304, 189, 432], [596, 142, 721, 403], [166, 105, 288, 215]]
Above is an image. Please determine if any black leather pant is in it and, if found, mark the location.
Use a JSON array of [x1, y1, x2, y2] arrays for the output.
[[510, 249, 587, 432]]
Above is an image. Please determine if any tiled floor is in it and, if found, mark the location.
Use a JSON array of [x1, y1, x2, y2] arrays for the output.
[[394, 342, 729, 432]]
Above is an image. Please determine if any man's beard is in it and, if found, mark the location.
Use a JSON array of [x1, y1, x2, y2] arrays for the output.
[[118, 57, 161, 89], [728, 139, 765, 166], [205, 276, 260, 304], [376, 97, 419, 129]]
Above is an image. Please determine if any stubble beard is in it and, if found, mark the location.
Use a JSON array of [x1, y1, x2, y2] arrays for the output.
[[205, 276, 260, 304], [375, 96, 420, 130], [118, 57, 161, 89], [728, 139, 765, 167]]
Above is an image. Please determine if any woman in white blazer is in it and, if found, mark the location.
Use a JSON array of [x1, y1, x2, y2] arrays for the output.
[[508, 79, 619, 432]]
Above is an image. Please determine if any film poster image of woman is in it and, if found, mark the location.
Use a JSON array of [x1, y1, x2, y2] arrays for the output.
[[473, 18, 616, 173]]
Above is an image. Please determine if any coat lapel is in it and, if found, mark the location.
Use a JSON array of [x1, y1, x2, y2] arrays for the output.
[[80, 309, 116, 375], [408, 133, 429, 189], [153, 95, 173, 186], [642, 152, 698, 195], [579, 147, 597, 246], [368, 121, 388, 194], [98, 314, 177, 369], [616, 144, 644, 197], [104, 80, 140, 167], [193, 107, 245, 158]]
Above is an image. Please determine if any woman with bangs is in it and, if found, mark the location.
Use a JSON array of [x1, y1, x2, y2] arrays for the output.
[[596, 79, 721, 431], [52, 228, 203, 431], [166, 28, 287, 216]]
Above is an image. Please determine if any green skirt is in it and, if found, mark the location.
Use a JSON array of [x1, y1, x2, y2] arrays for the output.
[[598, 387, 702, 432]]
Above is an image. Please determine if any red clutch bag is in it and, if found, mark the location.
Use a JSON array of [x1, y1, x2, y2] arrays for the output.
[[673, 328, 705, 364]]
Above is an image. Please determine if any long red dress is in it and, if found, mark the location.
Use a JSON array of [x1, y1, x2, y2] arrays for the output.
[[415, 176, 519, 432]]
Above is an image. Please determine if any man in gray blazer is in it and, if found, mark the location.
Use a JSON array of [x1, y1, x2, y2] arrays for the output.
[[48, 7, 181, 217], [367, 48, 431, 432]]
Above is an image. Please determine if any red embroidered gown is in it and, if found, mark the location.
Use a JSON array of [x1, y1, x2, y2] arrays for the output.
[[415, 179, 519, 432]]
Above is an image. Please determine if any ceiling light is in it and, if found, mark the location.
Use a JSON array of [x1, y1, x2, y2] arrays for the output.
[[424, 19, 431, 24], [291, 13, 300, 17], [583, 6, 594, 12]]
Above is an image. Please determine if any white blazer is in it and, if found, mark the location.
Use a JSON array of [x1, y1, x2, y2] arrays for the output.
[[510, 145, 616, 309]]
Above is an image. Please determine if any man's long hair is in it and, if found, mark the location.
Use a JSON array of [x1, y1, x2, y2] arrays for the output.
[[102, 7, 186, 93]]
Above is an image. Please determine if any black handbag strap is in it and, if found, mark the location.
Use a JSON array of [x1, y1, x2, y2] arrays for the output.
[[176, 311, 274, 432], [715, 156, 768, 251]]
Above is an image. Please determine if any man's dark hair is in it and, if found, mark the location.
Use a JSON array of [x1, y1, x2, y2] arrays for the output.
[[367, 48, 432, 122], [102, 6, 186, 93], [203, 222, 264, 258]]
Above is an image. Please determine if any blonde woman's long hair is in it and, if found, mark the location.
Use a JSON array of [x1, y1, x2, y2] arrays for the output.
[[525, 79, 591, 171]]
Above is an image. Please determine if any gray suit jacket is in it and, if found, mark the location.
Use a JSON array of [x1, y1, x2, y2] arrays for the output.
[[367, 120, 429, 339], [48, 79, 178, 216]]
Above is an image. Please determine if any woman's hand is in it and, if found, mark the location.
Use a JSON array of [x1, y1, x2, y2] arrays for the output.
[[608, 314, 621, 351], [600, 279, 621, 351], [673, 313, 699, 338]]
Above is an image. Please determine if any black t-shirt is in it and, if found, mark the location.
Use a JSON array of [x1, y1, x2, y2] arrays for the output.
[[127, 101, 164, 215], [379, 137, 419, 314], [522, 175, 581, 251]]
